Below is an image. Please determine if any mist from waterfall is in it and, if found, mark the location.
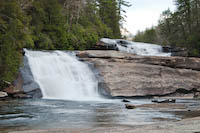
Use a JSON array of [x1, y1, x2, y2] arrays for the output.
[[24, 49, 101, 101]]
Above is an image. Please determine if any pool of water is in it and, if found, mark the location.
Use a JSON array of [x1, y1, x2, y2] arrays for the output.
[[0, 98, 199, 132]]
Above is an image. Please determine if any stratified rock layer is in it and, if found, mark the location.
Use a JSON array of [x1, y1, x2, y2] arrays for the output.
[[76, 50, 200, 97]]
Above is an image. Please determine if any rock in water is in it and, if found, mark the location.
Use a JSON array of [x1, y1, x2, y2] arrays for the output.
[[0, 92, 8, 98], [122, 99, 130, 103], [12, 93, 32, 99], [152, 99, 176, 103], [125, 104, 136, 109]]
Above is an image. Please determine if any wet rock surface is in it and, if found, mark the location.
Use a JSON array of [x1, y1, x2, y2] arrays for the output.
[[152, 99, 176, 103], [5, 55, 43, 99], [125, 104, 136, 109], [163, 46, 189, 57], [10, 117, 200, 133], [76, 50, 200, 98]]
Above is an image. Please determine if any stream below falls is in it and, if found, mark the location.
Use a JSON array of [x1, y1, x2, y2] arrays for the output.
[[0, 98, 200, 132]]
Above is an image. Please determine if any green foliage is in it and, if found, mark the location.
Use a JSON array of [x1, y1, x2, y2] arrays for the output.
[[98, 0, 130, 38], [157, 0, 200, 56], [0, 0, 30, 82], [133, 27, 158, 44], [0, 0, 128, 84]]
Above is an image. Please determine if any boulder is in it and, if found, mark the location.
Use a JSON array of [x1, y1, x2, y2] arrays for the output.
[[125, 104, 136, 109], [4, 53, 43, 99], [163, 46, 188, 57], [0, 91, 8, 98], [0, 80, 11, 91], [88, 40, 118, 50], [76, 50, 200, 98], [19, 56, 42, 98]]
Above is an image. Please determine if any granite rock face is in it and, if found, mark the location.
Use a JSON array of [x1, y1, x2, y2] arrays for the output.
[[76, 50, 200, 97], [8, 56, 43, 98]]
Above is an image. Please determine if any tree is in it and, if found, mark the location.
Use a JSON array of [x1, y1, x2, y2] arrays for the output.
[[157, 0, 200, 56], [133, 27, 158, 44], [29, 0, 68, 49], [0, 0, 33, 81]]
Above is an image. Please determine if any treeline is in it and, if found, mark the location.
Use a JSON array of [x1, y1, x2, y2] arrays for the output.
[[134, 0, 200, 57], [134, 27, 159, 44], [0, 0, 129, 83]]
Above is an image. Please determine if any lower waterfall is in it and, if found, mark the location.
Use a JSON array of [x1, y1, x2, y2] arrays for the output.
[[24, 49, 101, 101]]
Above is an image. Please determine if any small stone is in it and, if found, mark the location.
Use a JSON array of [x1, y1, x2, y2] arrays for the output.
[[12, 93, 32, 99], [125, 104, 136, 109], [122, 99, 130, 103], [152, 99, 159, 103], [152, 99, 176, 103]]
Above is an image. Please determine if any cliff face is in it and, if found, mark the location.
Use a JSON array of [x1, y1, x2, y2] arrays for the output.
[[77, 50, 200, 98]]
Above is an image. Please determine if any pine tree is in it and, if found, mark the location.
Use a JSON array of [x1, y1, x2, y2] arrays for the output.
[[98, 0, 121, 38], [0, 0, 33, 81]]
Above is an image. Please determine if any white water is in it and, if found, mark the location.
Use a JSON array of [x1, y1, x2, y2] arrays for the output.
[[101, 38, 171, 56], [24, 49, 101, 101]]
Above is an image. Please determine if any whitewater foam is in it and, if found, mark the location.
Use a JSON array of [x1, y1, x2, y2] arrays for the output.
[[100, 38, 171, 56], [24, 49, 101, 101]]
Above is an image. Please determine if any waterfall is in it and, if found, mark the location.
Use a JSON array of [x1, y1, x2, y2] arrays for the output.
[[100, 38, 171, 56], [24, 49, 101, 101]]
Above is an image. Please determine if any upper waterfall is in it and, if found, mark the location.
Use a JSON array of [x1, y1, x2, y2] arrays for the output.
[[24, 49, 101, 101], [100, 38, 171, 56]]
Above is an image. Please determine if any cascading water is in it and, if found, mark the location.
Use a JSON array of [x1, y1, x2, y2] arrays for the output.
[[100, 38, 171, 56], [24, 49, 101, 101]]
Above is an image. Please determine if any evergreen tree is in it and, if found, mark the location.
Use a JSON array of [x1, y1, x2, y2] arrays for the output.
[[98, 0, 121, 38], [0, 0, 33, 81], [29, 0, 68, 50], [134, 28, 156, 44]]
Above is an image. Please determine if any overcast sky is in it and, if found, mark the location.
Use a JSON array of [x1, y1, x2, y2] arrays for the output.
[[123, 0, 176, 35]]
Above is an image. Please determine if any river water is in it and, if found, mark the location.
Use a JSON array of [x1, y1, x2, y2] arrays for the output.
[[1, 98, 200, 132]]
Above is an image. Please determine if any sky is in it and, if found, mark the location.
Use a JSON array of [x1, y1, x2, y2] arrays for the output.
[[123, 0, 176, 35]]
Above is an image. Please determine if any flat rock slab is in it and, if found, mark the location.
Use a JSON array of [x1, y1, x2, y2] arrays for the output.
[[76, 50, 200, 97]]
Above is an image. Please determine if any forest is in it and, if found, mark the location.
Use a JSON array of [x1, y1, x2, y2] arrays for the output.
[[0, 0, 129, 84], [134, 0, 200, 57]]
